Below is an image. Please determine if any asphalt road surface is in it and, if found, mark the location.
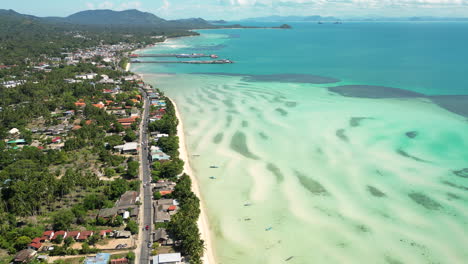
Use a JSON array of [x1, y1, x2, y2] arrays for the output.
[[139, 89, 153, 264]]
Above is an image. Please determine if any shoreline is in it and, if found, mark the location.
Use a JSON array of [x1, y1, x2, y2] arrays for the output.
[[169, 97, 217, 264], [129, 35, 217, 264]]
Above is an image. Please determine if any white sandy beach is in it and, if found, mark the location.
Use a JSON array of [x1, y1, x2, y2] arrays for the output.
[[170, 98, 217, 264]]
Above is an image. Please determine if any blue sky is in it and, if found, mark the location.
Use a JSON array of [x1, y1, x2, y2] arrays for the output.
[[2, 0, 468, 20]]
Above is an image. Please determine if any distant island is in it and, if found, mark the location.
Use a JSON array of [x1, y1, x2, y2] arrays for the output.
[[209, 20, 228, 24], [241, 14, 468, 22], [277, 24, 292, 29]]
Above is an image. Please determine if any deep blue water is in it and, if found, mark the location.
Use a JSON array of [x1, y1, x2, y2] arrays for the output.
[[162, 22, 468, 95]]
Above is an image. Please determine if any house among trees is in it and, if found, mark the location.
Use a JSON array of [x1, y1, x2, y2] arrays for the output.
[[51, 230, 67, 240], [153, 181, 176, 192], [75, 73, 98, 80], [100, 229, 113, 238], [153, 228, 174, 246], [154, 199, 179, 223], [66, 231, 80, 240], [8, 128, 20, 135], [7, 139, 27, 145], [13, 249, 37, 263], [114, 142, 138, 154], [98, 207, 119, 219], [78, 231, 94, 241], [98, 191, 140, 219], [42, 231, 54, 240], [27, 238, 42, 251], [150, 146, 170, 162], [116, 191, 139, 207]]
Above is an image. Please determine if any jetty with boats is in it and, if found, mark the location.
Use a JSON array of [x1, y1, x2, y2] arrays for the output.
[[131, 59, 233, 64], [130, 53, 219, 58], [129, 53, 233, 64]]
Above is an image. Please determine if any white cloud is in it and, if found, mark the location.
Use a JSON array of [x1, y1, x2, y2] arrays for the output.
[[85, 1, 143, 11], [86, 2, 96, 9], [99, 1, 115, 9], [120, 1, 143, 10]]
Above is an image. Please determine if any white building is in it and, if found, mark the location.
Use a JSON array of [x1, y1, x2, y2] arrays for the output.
[[152, 253, 181, 264], [114, 142, 138, 154], [9, 128, 20, 135], [75, 73, 98, 80]]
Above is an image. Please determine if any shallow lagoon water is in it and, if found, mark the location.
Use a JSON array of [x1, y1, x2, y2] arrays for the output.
[[133, 23, 468, 263]]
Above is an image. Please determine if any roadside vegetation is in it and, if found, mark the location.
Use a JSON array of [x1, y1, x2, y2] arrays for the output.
[[148, 93, 204, 263]]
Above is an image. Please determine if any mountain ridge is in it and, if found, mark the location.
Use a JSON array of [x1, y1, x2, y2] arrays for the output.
[[0, 9, 216, 29]]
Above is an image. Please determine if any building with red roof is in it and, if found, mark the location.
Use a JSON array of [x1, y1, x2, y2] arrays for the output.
[[42, 231, 54, 240], [67, 231, 80, 240], [92, 102, 105, 109], [111, 258, 128, 264], [99, 229, 112, 238], [75, 99, 86, 107], [51, 231, 67, 240], [28, 242, 42, 251], [159, 190, 173, 196], [76, 231, 94, 241], [117, 117, 138, 124]]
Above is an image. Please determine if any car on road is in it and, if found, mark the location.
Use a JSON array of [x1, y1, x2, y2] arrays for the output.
[[147, 242, 152, 248], [145, 225, 149, 230]]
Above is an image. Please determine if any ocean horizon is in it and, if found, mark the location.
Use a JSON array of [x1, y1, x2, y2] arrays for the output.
[[132, 22, 468, 263]]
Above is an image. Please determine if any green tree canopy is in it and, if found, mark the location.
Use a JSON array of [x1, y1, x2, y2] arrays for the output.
[[52, 209, 75, 230]]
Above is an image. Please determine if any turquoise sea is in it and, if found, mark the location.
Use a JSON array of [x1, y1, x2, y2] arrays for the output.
[[132, 22, 468, 263]]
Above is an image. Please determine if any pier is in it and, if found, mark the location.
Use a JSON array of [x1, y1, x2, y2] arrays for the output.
[[130, 53, 218, 58], [131, 59, 233, 64]]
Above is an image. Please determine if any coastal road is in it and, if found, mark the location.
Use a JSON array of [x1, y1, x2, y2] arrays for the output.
[[137, 88, 152, 264]]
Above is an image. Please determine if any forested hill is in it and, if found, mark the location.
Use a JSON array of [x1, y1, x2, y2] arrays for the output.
[[66, 9, 167, 26], [0, 9, 203, 65], [0, 9, 216, 29]]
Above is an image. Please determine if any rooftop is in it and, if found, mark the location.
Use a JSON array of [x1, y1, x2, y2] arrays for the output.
[[84, 253, 111, 264], [153, 253, 181, 264]]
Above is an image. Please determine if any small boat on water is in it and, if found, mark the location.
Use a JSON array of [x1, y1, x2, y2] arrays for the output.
[[209, 176, 216, 179], [265, 227, 273, 231], [244, 218, 251, 221], [209, 165, 219, 168], [244, 203, 252, 206], [192, 154, 200, 157], [285, 256, 294, 261]]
